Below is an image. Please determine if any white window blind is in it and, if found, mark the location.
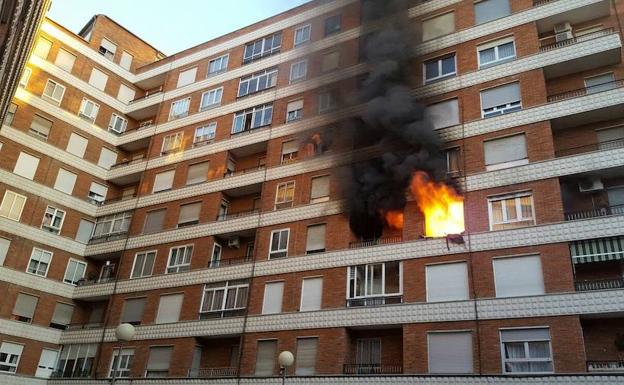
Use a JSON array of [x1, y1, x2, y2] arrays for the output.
[[286, 99, 304, 122], [0, 191, 26, 221], [177, 67, 197, 88], [120, 51, 133, 70], [0, 237, 10, 265], [117, 84, 136, 103], [13, 293, 38, 320], [14, 152, 39, 180], [186, 162, 209, 185], [75, 219, 94, 243], [422, 12, 455, 41], [481, 82, 520, 111], [98, 147, 118, 169], [426, 262, 469, 302], [484, 134, 527, 170], [100, 38, 117, 55], [255, 340, 277, 376], [88, 68, 108, 91], [262, 281, 284, 314], [311, 175, 330, 203], [51, 302, 74, 327], [475, 0, 511, 25], [597, 126, 624, 148], [144, 210, 166, 233], [66, 133, 88, 158], [295, 338, 318, 375], [121, 297, 146, 324], [89, 182, 108, 203], [54, 169, 77, 194], [146, 346, 173, 377], [321, 51, 340, 72], [493, 255, 544, 297], [55, 49, 76, 72], [428, 332, 473, 373], [300, 277, 323, 311], [153, 170, 175, 192], [426, 99, 459, 129], [306, 224, 326, 253], [178, 202, 201, 226], [155, 294, 183, 324], [33, 38, 52, 58]]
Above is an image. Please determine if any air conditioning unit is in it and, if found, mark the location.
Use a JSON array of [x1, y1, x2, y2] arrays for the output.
[[228, 236, 241, 249], [554, 22, 572, 34], [555, 31, 574, 43], [578, 178, 604, 192]]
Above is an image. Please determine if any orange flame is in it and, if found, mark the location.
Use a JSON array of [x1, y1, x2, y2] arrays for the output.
[[381, 209, 404, 230], [410, 171, 464, 237]]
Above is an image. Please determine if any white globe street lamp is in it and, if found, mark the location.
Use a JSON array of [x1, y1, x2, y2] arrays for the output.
[[278, 351, 294, 385], [111, 323, 135, 384]]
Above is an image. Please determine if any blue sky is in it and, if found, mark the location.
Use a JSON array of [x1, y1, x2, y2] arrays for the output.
[[47, 0, 312, 55]]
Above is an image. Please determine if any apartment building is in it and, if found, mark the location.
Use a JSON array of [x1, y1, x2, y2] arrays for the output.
[[0, 0, 623, 384]]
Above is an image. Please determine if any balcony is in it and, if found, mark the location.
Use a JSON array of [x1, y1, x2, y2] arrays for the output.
[[587, 361, 624, 372], [565, 205, 624, 221], [575, 278, 624, 291], [188, 367, 238, 378], [346, 295, 403, 307], [343, 364, 403, 375], [349, 236, 403, 249]]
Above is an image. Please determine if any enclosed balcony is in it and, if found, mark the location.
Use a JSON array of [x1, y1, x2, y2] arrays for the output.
[[344, 327, 403, 375], [582, 316, 624, 373], [188, 337, 240, 378]]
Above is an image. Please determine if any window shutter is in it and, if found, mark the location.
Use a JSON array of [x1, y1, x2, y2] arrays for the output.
[[14, 152, 39, 180], [484, 134, 527, 166], [306, 224, 326, 252], [33, 38, 52, 58], [54, 169, 77, 194], [474, 0, 511, 24], [177, 67, 197, 88], [255, 340, 277, 376], [88, 68, 108, 91], [30, 115, 52, 138], [262, 282, 284, 314], [147, 346, 173, 371], [51, 302, 74, 326], [13, 293, 38, 319], [311, 176, 330, 200], [144, 210, 166, 233], [300, 277, 323, 311], [0, 237, 10, 265], [0, 342, 23, 357], [153, 170, 175, 192], [493, 255, 544, 297], [155, 294, 184, 324], [426, 99, 459, 129], [422, 12, 455, 41], [75, 220, 94, 243], [55, 49, 76, 72], [480, 82, 520, 110], [66, 133, 88, 158], [597, 127, 624, 143], [426, 262, 469, 302], [98, 148, 118, 169], [121, 297, 146, 324], [501, 328, 550, 342], [186, 162, 209, 185], [287, 100, 304, 112], [100, 38, 117, 54], [321, 52, 340, 72], [281, 141, 298, 155], [90, 182, 108, 199], [117, 84, 136, 103], [120, 51, 133, 70], [178, 202, 201, 225], [295, 338, 318, 375], [428, 332, 473, 373]]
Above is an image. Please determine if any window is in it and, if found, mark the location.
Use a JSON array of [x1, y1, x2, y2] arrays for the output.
[[33, 38, 52, 59], [109, 348, 133, 378], [355, 338, 381, 367], [232, 104, 273, 134], [585, 72, 616, 94], [324, 14, 342, 36], [0, 190, 26, 221], [478, 37, 516, 68], [19, 67, 31, 87], [55, 344, 97, 378], [177, 202, 201, 227], [484, 134, 527, 171], [99, 38, 117, 60], [295, 338, 318, 375], [54, 169, 77, 194], [13, 152, 39, 180], [153, 170, 175, 192], [255, 340, 277, 376], [193, 123, 216, 145], [0, 342, 23, 374], [27, 248, 53, 276], [41, 206, 65, 233], [98, 147, 118, 169], [50, 302, 74, 330], [209, 242, 223, 268], [286, 100, 303, 122], [200, 280, 249, 318], [208, 54, 229, 76], [347, 261, 402, 306], [120, 51, 133, 70], [146, 346, 172, 377], [426, 262, 469, 302], [199, 87, 223, 110], [66, 133, 88, 157], [428, 332, 473, 373], [238, 68, 278, 97], [161, 132, 183, 154], [475, 0, 511, 25], [426, 98, 459, 129], [36, 348, 59, 378], [55, 49, 76, 72], [281, 141, 298, 164], [88, 182, 108, 205], [275, 181, 295, 209], [167, 245, 193, 273], [143, 209, 166, 234], [88, 68, 108, 91], [290, 60, 308, 83], [169, 98, 190, 120], [75, 219, 95, 243], [92, 212, 131, 239], [294, 24, 311, 47], [321, 51, 340, 72], [310, 175, 330, 203], [318, 90, 337, 113], [177, 67, 197, 88], [243, 33, 282, 64], [155, 294, 184, 324], [117, 84, 136, 103], [300, 277, 323, 311], [269, 228, 289, 259], [597, 126, 624, 150], [12, 293, 37, 322], [493, 255, 544, 297], [500, 328, 553, 373], [422, 12, 455, 41], [5, 103, 16, 125], [262, 281, 284, 314], [488, 192, 535, 230], [306, 224, 326, 254], [131, 251, 156, 278], [42, 80, 66, 105], [78, 98, 100, 122], [424, 54, 456, 83], [0, 237, 10, 266], [186, 161, 209, 185], [121, 297, 145, 325], [480, 82, 521, 118], [445, 147, 461, 176], [109, 113, 128, 134], [63, 259, 86, 285]]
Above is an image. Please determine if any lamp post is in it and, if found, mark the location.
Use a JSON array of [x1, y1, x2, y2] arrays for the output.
[[278, 351, 294, 385], [110, 323, 135, 384]]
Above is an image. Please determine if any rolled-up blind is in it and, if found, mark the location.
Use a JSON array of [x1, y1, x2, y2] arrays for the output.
[[311, 176, 330, 200], [30, 115, 52, 137], [500, 328, 550, 342], [484, 134, 527, 166], [300, 277, 323, 311], [147, 346, 173, 371], [422, 12, 455, 41], [480, 82, 520, 110], [100, 38, 117, 53], [13, 293, 38, 319], [255, 340, 277, 376], [121, 297, 146, 324], [51, 302, 74, 326], [493, 255, 544, 297], [281, 141, 298, 155], [287, 100, 304, 112], [144, 209, 166, 233], [306, 224, 326, 252], [295, 338, 318, 375], [178, 202, 201, 224], [426, 262, 468, 302], [90, 182, 108, 199], [428, 332, 473, 373]]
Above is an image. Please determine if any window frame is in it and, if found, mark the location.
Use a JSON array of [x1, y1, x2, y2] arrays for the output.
[[208, 54, 229, 76], [109, 348, 134, 378], [78, 98, 100, 122], [166, 244, 193, 273], [231, 104, 273, 134], [294, 24, 312, 47], [109, 113, 128, 134], [168, 97, 191, 121], [130, 250, 157, 279], [199, 280, 249, 316], [26, 247, 53, 277], [243, 33, 282, 64], [161, 132, 184, 155], [346, 262, 403, 306], [41, 205, 66, 234], [42, 79, 66, 105], [500, 327, 554, 374], [63, 258, 87, 285], [424, 53, 457, 83], [480, 82, 522, 118], [268, 228, 290, 259], [487, 192, 535, 231], [0, 190, 27, 221], [19, 67, 31, 88], [289, 59, 308, 83], [477, 36, 516, 68], [324, 14, 342, 36], [275, 181, 295, 209], [237, 67, 278, 97], [0, 342, 24, 374], [193, 123, 216, 146], [199, 87, 223, 111]]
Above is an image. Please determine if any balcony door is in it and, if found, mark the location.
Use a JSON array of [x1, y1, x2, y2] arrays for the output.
[[35, 349, 58, 378], [356, 338, 381, 373]]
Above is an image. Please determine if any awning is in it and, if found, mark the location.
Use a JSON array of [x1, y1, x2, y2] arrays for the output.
[[570, 236, 624, 264]]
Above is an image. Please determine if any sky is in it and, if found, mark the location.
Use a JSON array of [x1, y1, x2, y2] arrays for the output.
[[47, 0, 312, 55]]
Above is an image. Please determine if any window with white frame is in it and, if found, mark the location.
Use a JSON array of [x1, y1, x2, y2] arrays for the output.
[[169, 98, 190, 120], [36, 348, 59, 378], [13, 152, 39, 180], [88, 68, 108, 91], [347, 261, 402, 307], [318, 90, 337, 113], [131, 251, 156, 278], [55, 48, 77, 72], [109, 348, 134, 378], [480, 82, 521, 118], [424, 54, 456, 83], [41, 206, 65, 233], [88, 182, 108, 205], [12, 293, 37, 322], [92, 212, 132, 239], [5, 103, 16, 125], [238, 68, 278, 97], [425, 98, 459, 129], [243, 33, 282, 64], [0, 190, 26, 221], [0, 342, 24, 374], [294, 24, 311, 47], [186, 161, 209, 185], [153, 169, 175, 193], [27, 248, 53, 276], [53, 169, 77, 194], [475, 0, 511, 25], [199, 87, 223, 110], [478, 37, 516, 68], [488, 192, 535, 231], [98, 38, 117, 60], [145, 346, 172, 378], [422, 12, 455, 41], [209, 242, 223, 268], [200, 280, 249, 318], [275, 181, 295, 209], [286, 99, 303, 122], [177, 202, 201, 227], [19, 67, 31, 87], [161, 132, 183, 154], [500, 328, 553, 373], [484, 133, 528, 171], [281, 141, 298, 164], [33, 38, 52, 59], [269, 229, 289, 259], [290, 59, 308, 83], [55, 344, 97, 378], [155, 294, 183, 324], [300, 277, 323, 311], [428, 332, 473, 373], [262, 281, 284, 314], [63, 259, 86, 285], [493, 255, 544, 297], [108, 113, 128, 134], [306, 224, 326, 254], [143, 209, 166, 234], [167, 245, 193, 273], [50, 302, 74, 330], [79, 98, 100, 122], [426, 262, 469, 302], [121, 297, 145, 325], [208, 54, 229, 76], [231, 104, 273, 134], [193, 123, 216, 145], [120, 51, 133, 71], [324, 14, 342, 36], [42, 80, 66, 105], [177, 67, 197, 88], [66, 132, 88, 157]]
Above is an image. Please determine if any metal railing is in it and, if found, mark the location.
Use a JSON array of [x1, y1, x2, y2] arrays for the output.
[[343, 364, 403, 375], [187, 367, 239, 378], [540, 28, 614, 51], [208, 255, 252, 268], [555, 137, 624, 157], [575, 278, 624, 292], [547, 78, 624, 103], [349, 236, 403, 249], [565, 205, 624, 221], [217, 209, 259, 221], [223, 165, 266, 178], [587, 360, 624, 372], [66, 322, 104, 330], [128, 86, 164, 104], [110, 158, 145, 170], [347, 295, 403, 307]]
